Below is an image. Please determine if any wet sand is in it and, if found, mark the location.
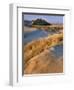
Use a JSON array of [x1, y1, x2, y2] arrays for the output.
[[24, 49, 63, 74]]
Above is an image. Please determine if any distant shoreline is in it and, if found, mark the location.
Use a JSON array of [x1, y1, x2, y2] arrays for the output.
[[24, 24, 63, 33]]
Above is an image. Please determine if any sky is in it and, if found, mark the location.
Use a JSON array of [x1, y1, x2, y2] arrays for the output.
[[24, 14, 64, 24]]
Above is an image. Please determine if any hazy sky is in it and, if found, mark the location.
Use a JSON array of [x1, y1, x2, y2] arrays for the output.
[[24, 14, 64, 24]]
